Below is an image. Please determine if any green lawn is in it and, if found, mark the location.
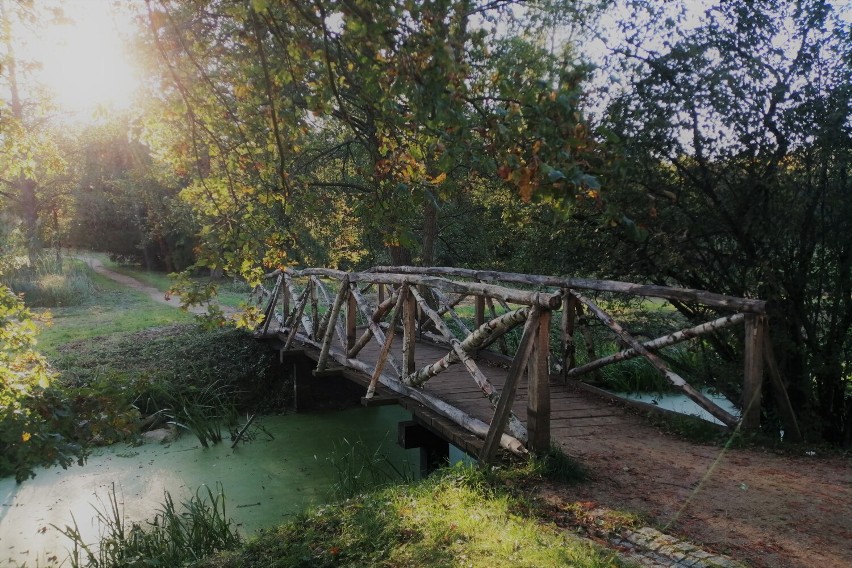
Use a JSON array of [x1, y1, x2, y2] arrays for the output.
[[37, 271, 194, 357], [98, 256, 252, 309]]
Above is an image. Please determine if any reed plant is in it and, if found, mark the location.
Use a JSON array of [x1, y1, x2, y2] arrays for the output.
[[165, 380, 240, 448], [329, 438, 414, 499], [56, 483, 241, 568], [0, 253, 96, 307]]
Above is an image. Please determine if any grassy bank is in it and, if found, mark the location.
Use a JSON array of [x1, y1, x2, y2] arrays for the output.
[[66, 464, 623, 568], [199, 465, 623, 568], [94, 253, 252, 309]]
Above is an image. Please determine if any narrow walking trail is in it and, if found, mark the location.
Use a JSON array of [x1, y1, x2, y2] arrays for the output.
[[80, 256, 212, 315], [543, 399, 851, 568]]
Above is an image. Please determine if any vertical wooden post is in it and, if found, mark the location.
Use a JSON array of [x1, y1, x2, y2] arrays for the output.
[[475, 295, 486, 329], [260, 274, 282, 336], [403, 287, 417, 377], [742, 314, 766, 430], [378, 283, 385, 304], [485, 296, 509, 355], [310, 280, 319, 339], [281, 279, 290, 319], [315, 276, 349, 372], [346, 283, 357, 353], [527, 309, 551, 452], [561, 292, 577, 380]]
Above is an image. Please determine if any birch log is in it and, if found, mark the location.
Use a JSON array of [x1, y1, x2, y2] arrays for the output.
[[283, 290, 310, 351], [283, 275, 314, 338], [296, 333, 527, 456], [566, 313, 747, 379], [366, 287, 408, 398], [350, 286, 402, 377], [437, 293, 467, 317], [259, 274, 283, 336], [310, 279, 319, 339], [485, 296, 509, 355], [481, 307, 541, 463], [431, 288, 471, 336], [573, 291, 739, 427], [316, 276, 349, 372], [406, 305, 529, 386], [346, 288, 399, 358], [408, 288, 528, 442], [367, 266, 766, 313]]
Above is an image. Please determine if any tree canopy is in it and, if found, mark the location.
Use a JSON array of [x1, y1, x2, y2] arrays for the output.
[[0, 0, 849, 449]]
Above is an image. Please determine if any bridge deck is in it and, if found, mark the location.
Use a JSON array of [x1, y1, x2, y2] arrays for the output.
[[285, 329, 647, 458]]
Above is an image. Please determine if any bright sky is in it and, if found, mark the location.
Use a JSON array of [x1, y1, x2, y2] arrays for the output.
[[20, 0, 142, 122]]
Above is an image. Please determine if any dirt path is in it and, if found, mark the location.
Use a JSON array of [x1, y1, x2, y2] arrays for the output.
[[80, 256, 213, 315], [545, 399, 851, 568]]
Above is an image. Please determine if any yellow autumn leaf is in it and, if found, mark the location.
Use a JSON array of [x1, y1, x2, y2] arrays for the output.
[[432, 172, 447, 184]]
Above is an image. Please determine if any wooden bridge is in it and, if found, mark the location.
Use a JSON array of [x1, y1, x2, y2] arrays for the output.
[[252, 266, 798, 463]]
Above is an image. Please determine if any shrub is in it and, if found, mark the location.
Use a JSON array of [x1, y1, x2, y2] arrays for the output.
[[0, 282, 85, 481]]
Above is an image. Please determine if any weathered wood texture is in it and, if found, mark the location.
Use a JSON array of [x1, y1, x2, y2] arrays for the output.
[[261, 266, 778, 449], [368, 266, 766, 313], [572, 291, 739, 427], [280, 325, 737, 462]]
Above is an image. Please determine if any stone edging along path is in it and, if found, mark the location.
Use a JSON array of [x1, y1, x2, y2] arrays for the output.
[[612, 526, 744, 568]]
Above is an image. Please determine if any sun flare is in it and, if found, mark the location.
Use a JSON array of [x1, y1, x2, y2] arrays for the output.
[[33, 1, 140, 119]]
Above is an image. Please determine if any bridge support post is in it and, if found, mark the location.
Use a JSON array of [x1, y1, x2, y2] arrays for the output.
[[346, 287, 357, 352], [742, 314, 766, 430], [527, 309, 551, 453], [561, 292, 577, 380], [282, 280, 290, 318], [398, 420, 449, 477], [475, 295, 485, 328], [403, 289, 417, 376]]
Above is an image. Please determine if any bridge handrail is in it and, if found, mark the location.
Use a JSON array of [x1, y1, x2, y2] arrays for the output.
[[366, 266, 766, 313], [264, 267, 564, 308], [254, 264, 799, 461]]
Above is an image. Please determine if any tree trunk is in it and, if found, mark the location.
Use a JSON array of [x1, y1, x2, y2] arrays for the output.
[[388, 243, 412, 266], [2, 2, 41, 267], [421, 192, 438, 266], [21, 179, 39, 267]]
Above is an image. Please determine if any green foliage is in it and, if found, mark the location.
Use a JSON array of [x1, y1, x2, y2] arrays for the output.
[[0, 279, 85, 481], [522, 445, 589, 485], [589, 0, 852, 444], [57, 483, 241, 568], [195, 464, 622, 568], [52, 323, 281, 442], [66, 119, 198, 272], [140, 0, 598, 280], [166, 380, 239, 448]]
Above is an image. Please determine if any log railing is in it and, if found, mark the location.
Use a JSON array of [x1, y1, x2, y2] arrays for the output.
[[252, 265, 799, 462]]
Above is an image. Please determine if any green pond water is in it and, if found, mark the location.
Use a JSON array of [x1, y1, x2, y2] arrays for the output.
[[0, 406, 419, 567]]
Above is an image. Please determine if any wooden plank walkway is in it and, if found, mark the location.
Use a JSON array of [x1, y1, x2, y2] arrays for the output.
[[286, 329, 647, 458]]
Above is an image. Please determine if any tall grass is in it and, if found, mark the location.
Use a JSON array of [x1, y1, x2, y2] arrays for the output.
[[166, 380, 240, 448], [328, 438, 414, 499], [1, 253, 96, 307], [56, 483, 241, 568]]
